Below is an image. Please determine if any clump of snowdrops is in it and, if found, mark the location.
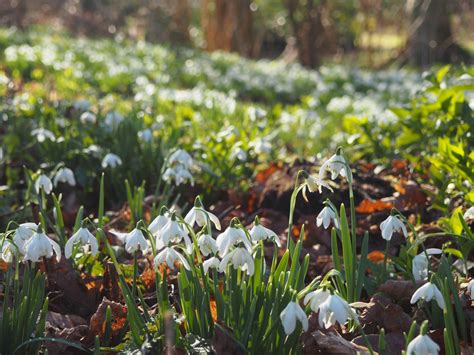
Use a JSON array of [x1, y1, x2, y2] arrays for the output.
[[2, 148, 474, 354]]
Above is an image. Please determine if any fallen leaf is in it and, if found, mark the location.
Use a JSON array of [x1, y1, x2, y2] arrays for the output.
[[87, 297, 127, 343], [356, 199, 392, 213], [367, 250, 385, 263]]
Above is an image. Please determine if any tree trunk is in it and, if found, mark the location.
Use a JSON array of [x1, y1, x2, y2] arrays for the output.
[[201, 0, 255, 57], [407, 0, 467, 67]]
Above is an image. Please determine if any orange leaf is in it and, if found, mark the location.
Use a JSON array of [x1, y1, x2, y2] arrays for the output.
[[356, 199, 392, 213], [367, 250, 385, 263], [255, 163, 280, 183], [209, 297, 218, 323]]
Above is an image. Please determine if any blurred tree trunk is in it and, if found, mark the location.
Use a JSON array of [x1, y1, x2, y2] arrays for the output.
[[284, 0, 333, 68], [201, 0, 255, 57], [146, 0, 191, 45], [406, 0, 468, 67]]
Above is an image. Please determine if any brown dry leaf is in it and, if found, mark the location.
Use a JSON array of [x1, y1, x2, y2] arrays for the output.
[[88, 297, 127, 342], [46, 311, 87, 329], [140, 265, 156, 290], [356, 199, 393, 214], [0, 260, 8, 271], [378, 280, 422, 301], [255, 162, 281, 184], [212, 321, 245, 355], [306, 330, 372, 354], [392, 159, 407, 170]]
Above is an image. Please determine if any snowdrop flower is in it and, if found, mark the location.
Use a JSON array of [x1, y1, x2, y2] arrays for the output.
[[154, 246, 190, 270], [185, 197, 221, 230], [410, 282, 445, 310], [198, 234, 218, 256], [380, 214, 407, 241], [303, 288, 330, 312], [14, 222, 38, 254], [301, 171, 333, 199], [159, 217, 192, 254], [73, 99, 90, 111], [230, 145, 247, 162], [163, 166, 194, 186], [250, 137, 272, 154], [80, 111, 97, 124], [1, 239, 15, 262], [168, 149, 194, 169], [35, 174, 53, 194], [53, 167, 76, 187], [318, 293, 358, 329], [138, 129, 153, 143], [31, 128, 56, 142], [319, 148, 350, 181], [412, 248, 442, 281], [219, 247, 255, 275], [406, 334, 440, 355], [249, 217, 281, 246], [124, 227, 148, 254], [148, 208, 171, 237], [464, 207, 474, 221], [104, 111, 124, 128], [65, 227, 99, 259], [24, 227, 61, 262], [101, 153, 122, 169], [203, 256, 220, 274], [280, 301, 308, 335], [316, 205, 339, 229], [216, 220, 252, 256], [466, 279, 474, 298]]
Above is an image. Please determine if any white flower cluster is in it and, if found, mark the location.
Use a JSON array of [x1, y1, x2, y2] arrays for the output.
[[163, 149, 198, 186]]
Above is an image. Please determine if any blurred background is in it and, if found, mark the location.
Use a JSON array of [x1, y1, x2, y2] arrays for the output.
[[1, 0, 472, 68]]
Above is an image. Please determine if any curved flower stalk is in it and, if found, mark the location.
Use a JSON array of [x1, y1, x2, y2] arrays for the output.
[[410, 282, 446, 310], [154, 246, 190, 271], [216, 219, 252, 256], [24, 225, 61, 262], [249, 216, 280, 246], [412, 248, 442, 281], [219, 247, 255, 276], [65, 227, 99, 259], [184, 196, 221, 231], [280, 301, 308, 335]]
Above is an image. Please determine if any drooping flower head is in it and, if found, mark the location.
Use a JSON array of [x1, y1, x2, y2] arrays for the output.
[[380, 211, 408, 241], [24, 224, 61, 262], [280, 301, 308, 335], [124, 224, 149, 254], [185, 196, 221, 231], [249, 216, 281, 246], [154, 246, 190, 271], [101, 153, 122, 169], [316, 203, 339, 230], [301, 170, 333, 201], [53, 167, 76, 187], [35, 174, 53, 194], [219, 247, 255, 276], [319, 147, 351, 182], [65, 225, 99, 259], [410, 282, 445, 310], [412, 248, 442, 281], [216, 218, 252, 257]]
